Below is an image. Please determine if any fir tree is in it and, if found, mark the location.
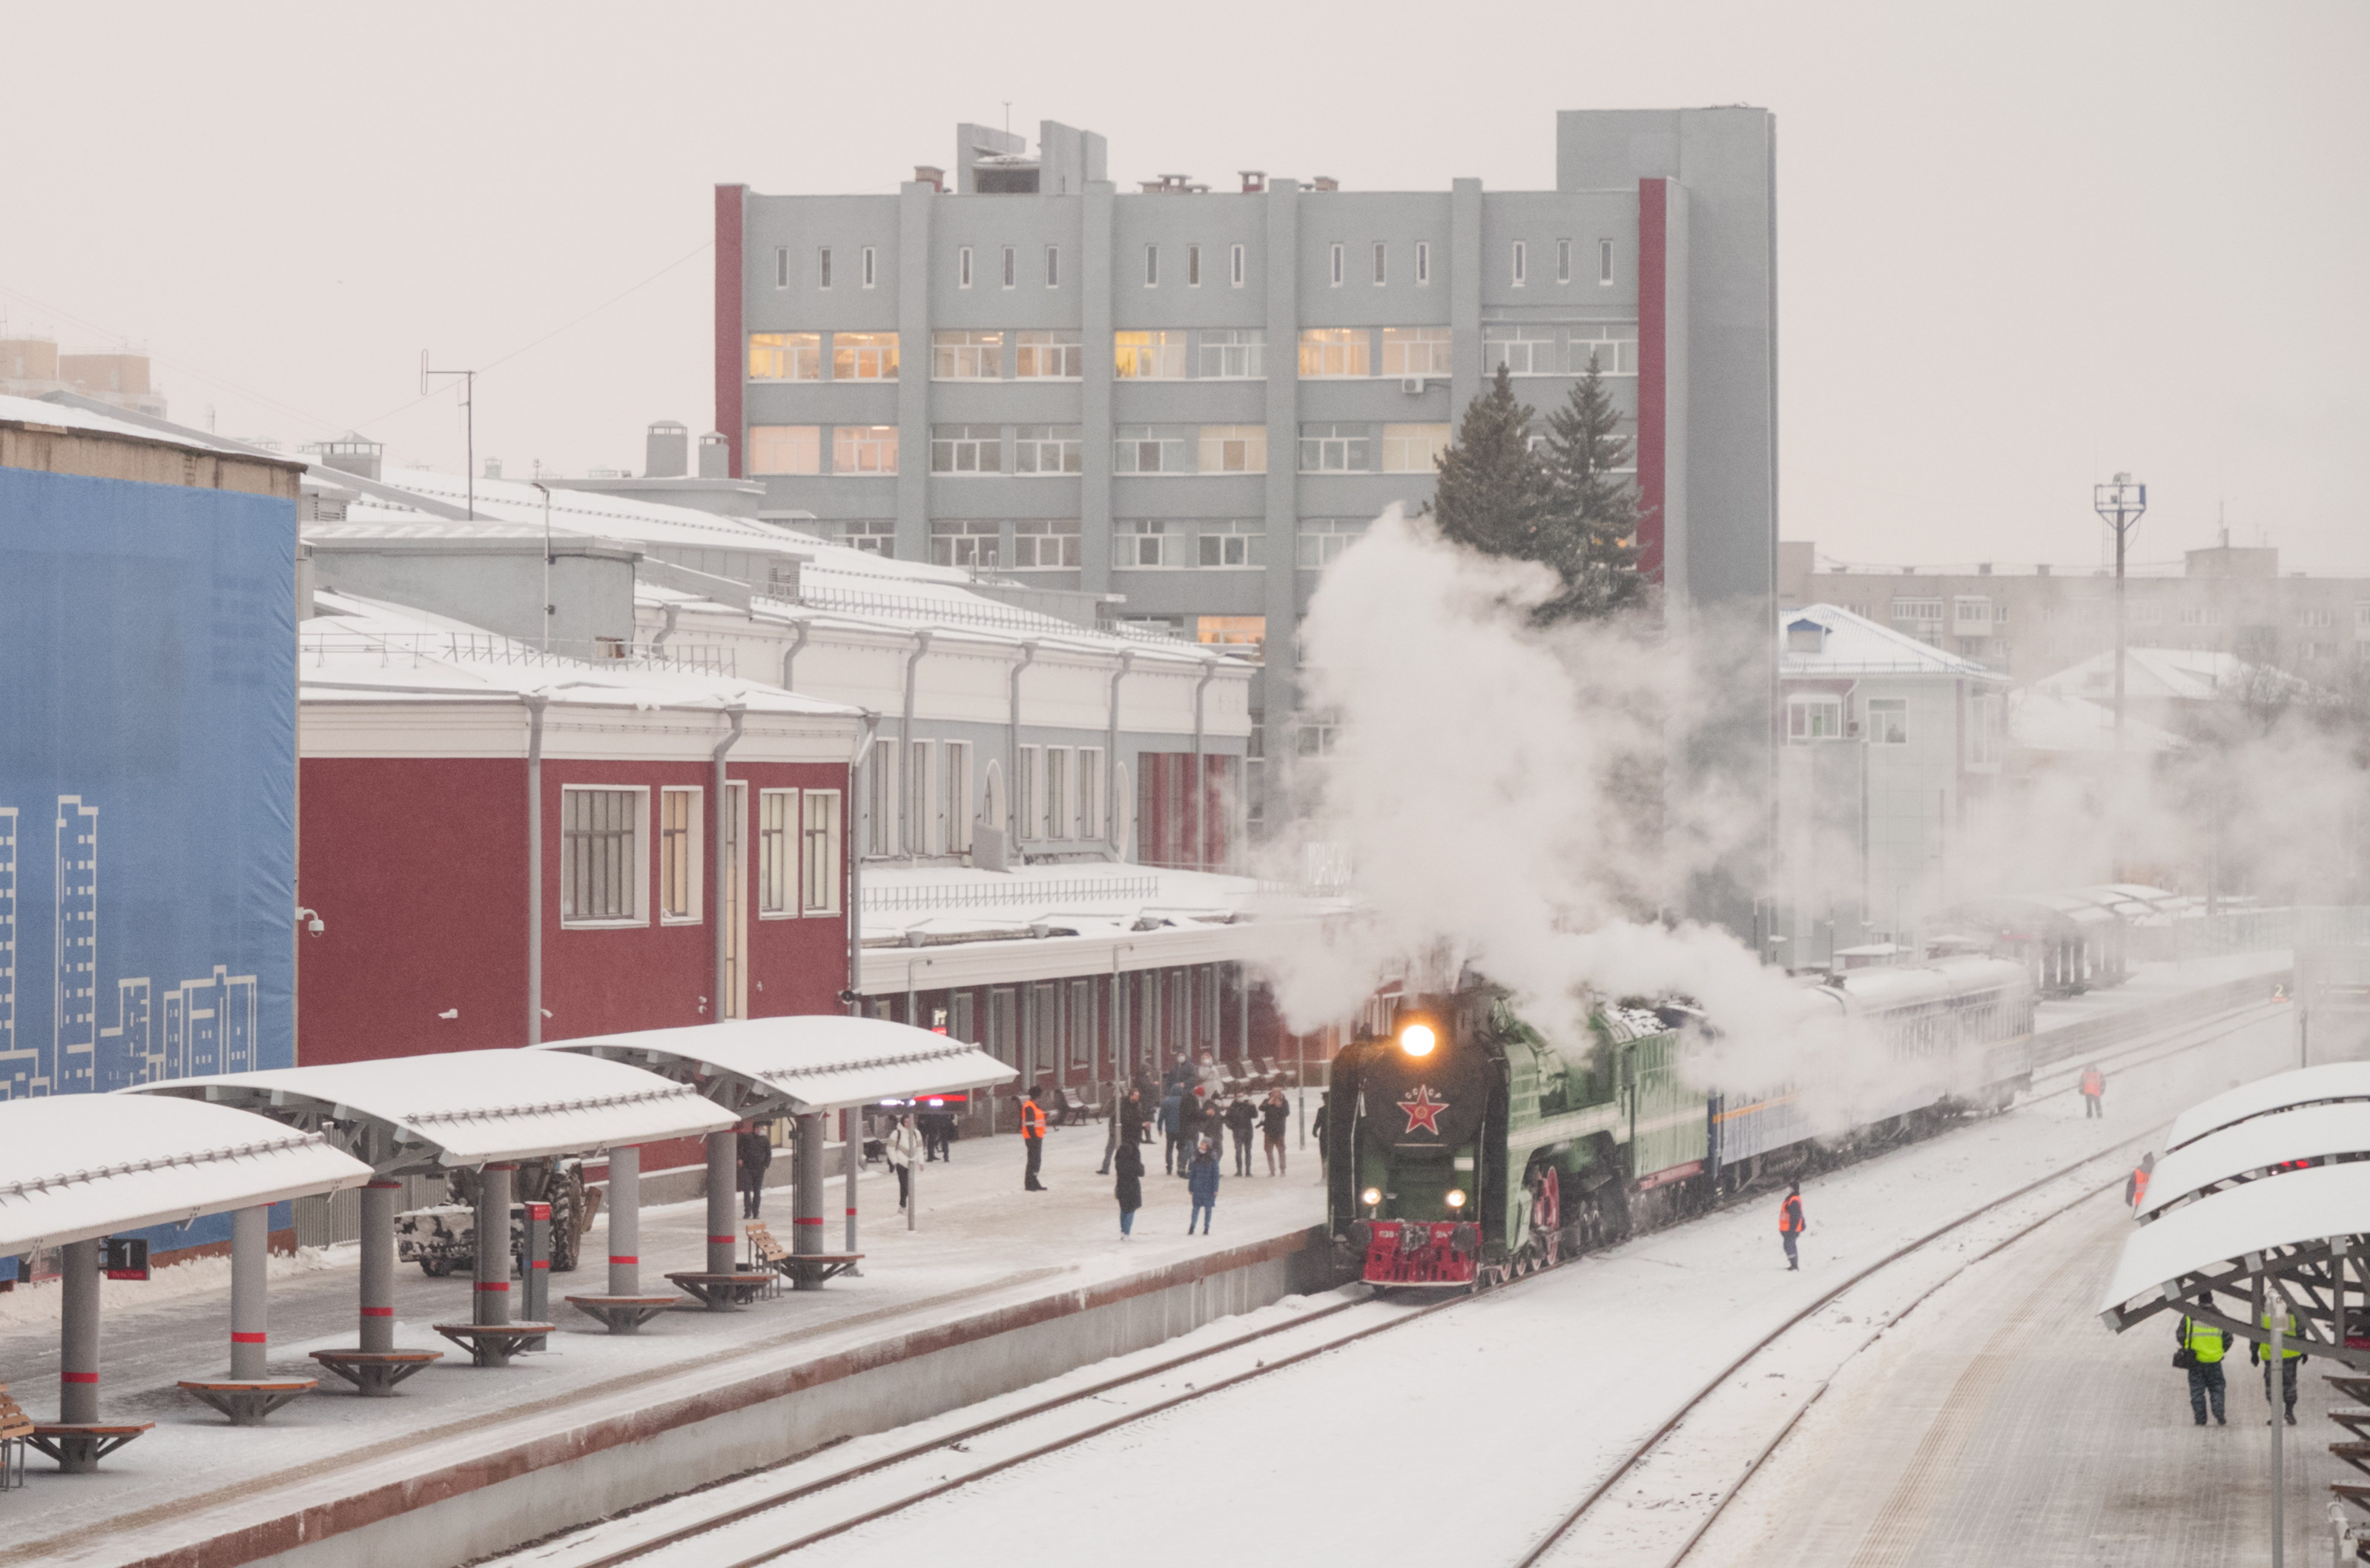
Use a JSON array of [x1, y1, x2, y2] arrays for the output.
[[1429, 363, 1555, 573], [1535, 355, 1649, 623]]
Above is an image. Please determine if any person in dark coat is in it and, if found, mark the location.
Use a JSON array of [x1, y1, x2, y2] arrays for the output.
[[1163, 1055, 1195, 1096], [1312, 1095, 1330, 1177], [1115, 1137, 1145, 1239], [1259, 1089, 1291, 1177], [1174, 1091, 1206, 1179], [1158, 1088, 1185, 1174], [1186, 1136, 1221, 1234], [736, 1125, 773, 1219], [1119, 1086, 1147, 1147], [1224, 1094, 1258, 1177]]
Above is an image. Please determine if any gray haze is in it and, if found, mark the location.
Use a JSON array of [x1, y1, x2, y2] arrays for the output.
[[4, 1, 2363, 572]]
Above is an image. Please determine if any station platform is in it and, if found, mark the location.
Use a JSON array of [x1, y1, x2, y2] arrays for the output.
[[0, 1119, 1333, 1568]]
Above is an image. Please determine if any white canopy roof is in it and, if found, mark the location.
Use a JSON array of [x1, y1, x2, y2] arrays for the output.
[[128, 1049, 736, 1171], [544, 1016, 1018, 1115], [2099, 1161, 2370, 1316], [2165, 1062, 2370, 1151], [2139, 1102, 2370, 1217], [0, 1094, 372, 1254]]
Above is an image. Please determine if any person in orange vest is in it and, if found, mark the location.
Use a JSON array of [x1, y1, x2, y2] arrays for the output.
[[2125, 1151, 2154, 1211], [1778, 1182, 1806, 1271], [2079, 1063, 2105, 1119], [1020, 1086, 1050, 1193]]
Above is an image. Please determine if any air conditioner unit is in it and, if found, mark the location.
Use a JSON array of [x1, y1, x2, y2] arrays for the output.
[[1400, 377, 1425, 395]]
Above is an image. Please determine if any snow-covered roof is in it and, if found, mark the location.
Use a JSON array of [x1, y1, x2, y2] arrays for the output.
[[2036, 646, 2316, 705], [2007, 688, 2184, 754], [2099, 1161, 2370, 1316], [2165, 1062, 2370, 1151], [0, 1093, 372, 1254], [1779, 603, 1999, 680], [128, 1050, 739, 1172], [2138, 1102, 2370, 1218], [0, 391, 303, 468], [543, 1016, 1017, 1116]]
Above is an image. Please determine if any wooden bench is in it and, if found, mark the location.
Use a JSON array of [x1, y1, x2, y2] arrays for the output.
[[176, 1378, 317, 1426], [0, 1384, 30, 1491], [664, 1271, 773, 1310], [308, 1349, 442, 1396], [430, 1321, 558, 1368], [564, 1294, 684, 1333], [746, 1223, 860, 1290], [27, 1423, 153, 1474]]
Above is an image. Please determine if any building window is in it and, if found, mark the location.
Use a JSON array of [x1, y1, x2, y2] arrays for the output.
[[906, 739, 937, 856], [1046, 245, 1060, 288], [1298, 328, 1369, 378], [800, 790, 842, 913], [1199, 328, 1266, 379], [834, 519, 894, 555], [1115, 520, 1172, 568], [1600, 239, 1615, 285], [561, 787, 643, 924], [748, 331, 821, 380], [1373, 242, 1387, 285], [1114, 330, 1189, 379], [861, 245, 877, 288], [1045, 747, 1071, 838], [1296, 722, 1339, 757], [819, 247, 832, 289], [1557, 239, 1571, 284], [1485, 325, 1557, 376], [988, 987, 1017, 1065], [929, 424, 1003, 474], [929, 518, 1000, 568], [2301, 607, 2337, 629], [1511, 241, 1527, 286], [1138, 245, 1155, 287], [1113, 425, 1190, 474], [866, 745, 898, 856], [1866, 698, 1909, 745], [1416, 241, 1430, 285], [944, 741, 974, 853], [1953, 597, 1993, 630], [832, 426, 898, 474], [1079, 747, 1105, 839], [1569, 325, 1639, 375], [1198, 425, 1267, 473], [1197, 520, 1264, 568], [1188, 245, 1202, 286], [1003, 245, 1016, 288], [1012, 424, 1083, 474], [1198, 615, 1266, 647], [2182, 606, 2221, 626], [831, 331, 899, 380], [1380, 326, 1452, 377], [747, 425, 822, 474], [1330, 243, 1344, 286], [658, 787, 702, 923], [1299, 518, 1369, 569], [1015, 329, 1082, 378], [774, 247, 790, 288], [931, 330, 1003, 380], [1299, 423, 1369, 473], [1230, 243, 1245, 287], [1968, 694, 2002, 767], [1891, 598, 1944, 624], [758, 789, 797, 916], [1381, 423, 1450, 474], [1011, 517, 1081, 568], [1786, 695, 1843, 742], [1016, 745, 1040, 837], [957, 245, 973, 288]]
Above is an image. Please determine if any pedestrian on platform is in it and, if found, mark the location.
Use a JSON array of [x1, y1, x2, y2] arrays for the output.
[[1021, 1086, 1050, 1192], [1225, 1094, 1258, 1177], [1186, 1136, 1221, 1235], [1778, 1182, 1806, 1271], [2253, 1306, 2306, 1425], [1197, 1051, 1226, 1101], [1261, 1089, 1290, 1177], [1115, 1136, 1145, 1240], [2079, 1063, 2105, 1119], [1120, 1085, 1147, 1147], [1175, 1092, 1204, 1180], [920, 1105, 950, 1162], [736, 1124, 773, 1220], [2175, 1311, 2231, 1426], [1159, 1086, 1184, 1175], [2125, 1151, 2155, 1212], [1313, 1094, 1330, 1178], [886, 1112, 922, 1211], [1164, 1055, 1194, 1096]]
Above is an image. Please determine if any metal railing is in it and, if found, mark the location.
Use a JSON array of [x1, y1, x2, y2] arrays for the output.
[[771, 578, 1192, 645], [862, 875, 1162, 913], [2154, 905, 2370, 962], [303, 631, 737, 676]]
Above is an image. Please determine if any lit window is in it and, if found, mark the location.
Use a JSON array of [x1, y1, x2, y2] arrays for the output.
[[1298, 328, 1369, 378], [832, 426, 898, 474], [931, 330, 1003, 380], [1014, 330, 1082, 378], [861, 246, 877, 288], [1046, 245, 1060, 288], [1200, 328, 1266, 379], [1198, 614, 1266, 644], [1115, 520, 1172, 567], [1416, 242, 1430, 285], [1198, 425, 1266, 474], [799, 790, 842, 913], [1012, 424, 1083, 474], [1568, 326, 1639, 376], [1188, 245, 1202, 286], [758, 789, 798, 915], [1511, 241, 1527, 286], [1867, 698, 1909, 745], [929, 425, 1002, 474], [1557, 239, 1571, 284], [957, 245, 973, 288], [1229, 243, 1245, 287], [819, 247, 833, 289], [1114, 330, 1189, 379], [1113, 426, 1189, 474], [748, 332, 820, 380], [929, 518, 1000, 568], [1195, 523, 1263, 569], [1298, 423, 1369, 473], [1011, 517, 1081, 568], [1380, 327, 1452, 377], [1330, 244, 1344, 286], [561, 787, 644, 924], [1145, 245, 1159, 287], [1373, 242, 1387, 285], [1786, 696, 1843, 743], [658, 787, 702, 922], [1381, 423, 1450, 474], [1003, 245, 1016, 288], [747, 425, 822, 474], [1485, 326, 1556, 376], [1298, 518, 1368, 568], [831, 331, 899, 380], [774, 247, 790, 288]]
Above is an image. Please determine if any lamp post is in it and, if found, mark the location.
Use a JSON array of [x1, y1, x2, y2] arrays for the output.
[[2092, 473, 2148, 747]]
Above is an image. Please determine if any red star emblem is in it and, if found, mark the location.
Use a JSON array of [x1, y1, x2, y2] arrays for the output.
[[1397, 1085, 1448, 1136]]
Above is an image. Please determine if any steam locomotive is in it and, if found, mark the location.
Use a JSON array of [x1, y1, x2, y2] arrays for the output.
[[1321, 958, 2036, 1289]]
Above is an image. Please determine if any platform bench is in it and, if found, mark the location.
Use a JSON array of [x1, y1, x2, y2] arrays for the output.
[[27, 1423, 153, 1474], [308, 1349, 442, 1396], [664, 1271, 773, 1310], [176, 1378, 317, 1426], [0, 1385, 31, 1490], [431, 1322, 558, 1368], [768, 1251, 864, 1291]]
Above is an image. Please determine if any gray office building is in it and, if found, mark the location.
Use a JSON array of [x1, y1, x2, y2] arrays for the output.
[[716, 108, 1778, 917]]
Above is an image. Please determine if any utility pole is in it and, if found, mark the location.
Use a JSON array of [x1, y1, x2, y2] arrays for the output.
[[421, 351, 479, 520], [2093, 472, 2146, 881]]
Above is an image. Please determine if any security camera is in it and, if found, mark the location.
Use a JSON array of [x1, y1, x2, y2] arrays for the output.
[[297, 907, 326, 936]]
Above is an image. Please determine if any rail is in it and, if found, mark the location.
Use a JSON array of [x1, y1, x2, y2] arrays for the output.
[[860, 876, 1161, 913]]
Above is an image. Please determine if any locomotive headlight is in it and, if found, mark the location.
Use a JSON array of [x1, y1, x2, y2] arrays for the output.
[[1399, 1022, 1438, 1057], [1445, 1188, 1468, 1210], [1361, 1186, 1382, 1209]]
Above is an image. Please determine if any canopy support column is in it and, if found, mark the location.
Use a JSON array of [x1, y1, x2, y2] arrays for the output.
[[359, 1181, 399, 1352], [793, 1111, 825, 1288], [230, 1206, 267, 1380], [608, 1145, 641, 1297], [475, 1164, 514, 1328], [706, 1131, 737, 1274], [59, 1239, 99, 1426], [842, 1108, 860, 1273]]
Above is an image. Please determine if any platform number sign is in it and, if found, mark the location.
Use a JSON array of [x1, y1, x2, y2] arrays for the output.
[[101, 1238, 151, 1280]]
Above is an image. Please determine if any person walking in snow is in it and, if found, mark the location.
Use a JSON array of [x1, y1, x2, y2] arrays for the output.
[[1778, 1182, 1806, 1271], [1186, 1136, 1221, 1234], [736, 1124, 773, 1220], [1020, 1085, 1050, 1192], [1224, 1094, 1258, 1177], [1158, 1086, 1184, 1175], [885, 1112, 922, 1211], [1260, 1089, 1290, 1177], [1114, 1135, 1145, 1240], [2175, 1310, 2232, 1426], [1174, 1091, 1206, 1180], [2079, 1063, 2105, 1119], [2125, 1151, 2155, 1212]]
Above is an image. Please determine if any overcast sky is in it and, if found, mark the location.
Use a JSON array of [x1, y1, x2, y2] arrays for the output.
[[4, 1, 2363, 572]]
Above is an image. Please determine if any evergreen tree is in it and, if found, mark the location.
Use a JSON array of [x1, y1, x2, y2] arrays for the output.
[[1536, 356, 1649, 623], [1429, 363, 1555, 576]]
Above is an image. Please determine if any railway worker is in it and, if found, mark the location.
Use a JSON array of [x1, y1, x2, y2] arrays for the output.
[[736, 1123, 773, 1220], [1020, 1086, 1051, 1193], [1260, 1089, 1291, 1177], [1186, 1136, 1221, 1234], [885, 1113, 922, 1211], [1224, 1094, 1258, 1177], [1778, 1182, 1806, 1271], [1158, 1086, 1185, 1175], [2252, 1306, 2307, 1425], [2079, 1063, 2105, 1118], [2175, 1311, 2231, 1425], [2125, 1151, 2154, 1212], [1114, 1133, 1146, 1240]]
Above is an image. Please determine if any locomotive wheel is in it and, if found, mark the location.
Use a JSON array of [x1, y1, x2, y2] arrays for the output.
[[420, 1257, 451, 1278], [547, 1179, 581, 1272]]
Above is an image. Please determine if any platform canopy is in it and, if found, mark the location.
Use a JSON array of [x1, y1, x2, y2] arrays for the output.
[[0, 1093, 372, 1255], [2165, 1061, 2370, 1151], [2139, 1102, 2370, 1219], [542, 1015, 1019, 1118], [127, 1049, 737, 1174]]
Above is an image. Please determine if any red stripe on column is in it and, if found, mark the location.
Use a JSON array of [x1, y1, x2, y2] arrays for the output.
[[607, 1255, 638, 1266], [360, 1307, 394, 1317], [1636, 176, 1668, 584], [845, 1208, 856, 1217], [707, 1234, 736, 1246], [473, 1281, 511, 1293], [231, 1332, 268, 1344], [61, 1372, 98, 1384], [532, 1260, 549, 1270], [715, 184, 746, 478], [792, 1217, 824, 1227]]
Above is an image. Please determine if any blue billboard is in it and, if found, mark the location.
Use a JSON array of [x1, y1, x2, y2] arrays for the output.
[[0, 467, 297, 1123]]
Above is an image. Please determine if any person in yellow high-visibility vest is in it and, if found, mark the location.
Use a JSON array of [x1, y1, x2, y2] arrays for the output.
[[2176, 1312, 2232, 1425], [2251, 1306, 2307, 1425]]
